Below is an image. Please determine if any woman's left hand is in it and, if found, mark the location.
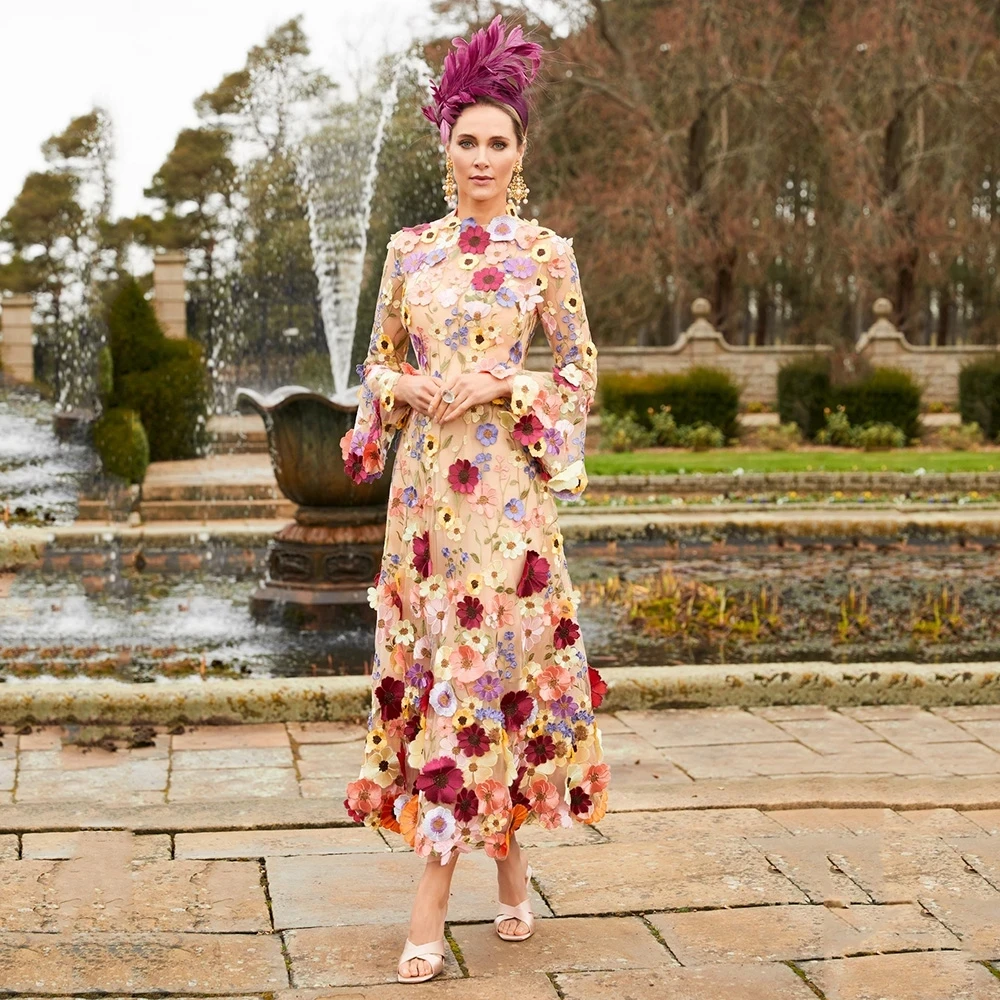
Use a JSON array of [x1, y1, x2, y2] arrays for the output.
[[429, 372, 512, 423]]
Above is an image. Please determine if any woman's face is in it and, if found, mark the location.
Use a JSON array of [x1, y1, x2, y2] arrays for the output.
[[447, 103, 523, 209]]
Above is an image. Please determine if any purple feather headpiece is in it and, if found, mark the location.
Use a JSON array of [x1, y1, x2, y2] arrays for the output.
[[421, 15, 544, 146]]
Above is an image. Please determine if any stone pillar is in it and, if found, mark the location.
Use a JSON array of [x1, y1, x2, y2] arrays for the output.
[[0, 294, 35, 383], [153, 251, 187, 339]]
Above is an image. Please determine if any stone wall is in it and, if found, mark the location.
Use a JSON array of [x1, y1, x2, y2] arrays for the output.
[[525, 297, 999, 407]]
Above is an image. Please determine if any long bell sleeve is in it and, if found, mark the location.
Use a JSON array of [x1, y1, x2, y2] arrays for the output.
[[342, 237, 415, 484], [506, 233, 599, 500]]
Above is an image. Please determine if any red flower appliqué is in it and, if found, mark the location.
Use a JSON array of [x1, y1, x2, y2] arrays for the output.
[[500, 689, 534, 731], [412, 531, 431, 578], [456, 723, 492, 757], [516, 550, 550, 597], [458, 225, 490, 254], [554, 617, 581, 649], [456, 595, 485, 628], [375, 677, 405, 721], [512, 412, 544, 446], [415, 755, 464, 804], [448, 458, 480, 494], [587, 665, 607, 708]]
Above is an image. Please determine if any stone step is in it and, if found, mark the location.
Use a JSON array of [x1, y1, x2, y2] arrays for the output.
[[139, 499, 295, 522], [141, 482, 285, 502]]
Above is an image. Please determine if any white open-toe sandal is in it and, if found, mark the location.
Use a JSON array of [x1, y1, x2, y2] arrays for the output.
[[396, 937, 447, 984], [494, 863, 535, 942]]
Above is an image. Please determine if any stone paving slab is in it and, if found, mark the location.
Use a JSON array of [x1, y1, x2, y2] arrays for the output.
[[175, 826, 390, 859], [285, 923, 465, 986], [271, 973, 560, 999], [650, 902, 958, 965], [267, 850, 553, 929], [797, 950, 1000, 1000], [0, 931, 289, 993], [451, 915, 677, 977], [555, 964, 818, 999], [531, 841, 809, 913], [0, 859, 270, 933]]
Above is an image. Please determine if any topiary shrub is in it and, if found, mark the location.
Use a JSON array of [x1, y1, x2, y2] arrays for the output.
[[836, 367, 921, 441], [600, 367, 740, 439], [105, 277, 210, 462], [92, 407, 150, 484], [119, 338, 210, 461], [107, 278, 168, 380], [777, 358, 832, 440], [959, 357, 1000, 441]]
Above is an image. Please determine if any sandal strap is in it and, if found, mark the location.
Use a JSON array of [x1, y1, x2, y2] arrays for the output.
[[399, 937, 447, 964], [494, 898, 534, 924]]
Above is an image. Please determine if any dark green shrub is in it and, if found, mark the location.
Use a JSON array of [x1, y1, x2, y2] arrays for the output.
[[959, 358, 1000, 441], [107, 278, 168, 381], [600, 367, 740, 439], [835, 367, 921, 441], [96, 345, 114, 404], [119, 339, 210, 461], [92, 407, 149, 484], [777, 358, 832, 439], [104, 278, 210, 462]]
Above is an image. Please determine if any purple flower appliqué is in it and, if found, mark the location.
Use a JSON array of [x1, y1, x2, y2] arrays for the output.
[[504, 256, 536, 279], [504, 497, 525, 522]]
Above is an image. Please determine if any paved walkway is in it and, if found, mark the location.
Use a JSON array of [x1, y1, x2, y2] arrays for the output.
[[1, 705, 999, 998]]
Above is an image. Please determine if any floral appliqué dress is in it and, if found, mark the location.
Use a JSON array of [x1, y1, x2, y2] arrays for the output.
[[341, 208, 610, 863]]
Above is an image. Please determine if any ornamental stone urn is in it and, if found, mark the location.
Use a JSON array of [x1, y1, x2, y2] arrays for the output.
[[235, 385, 394, 630]]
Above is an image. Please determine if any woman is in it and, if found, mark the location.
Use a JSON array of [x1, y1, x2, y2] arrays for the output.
[[341, 15, 610, 984]]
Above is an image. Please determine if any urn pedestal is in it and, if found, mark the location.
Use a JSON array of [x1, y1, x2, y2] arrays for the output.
[[235, 385, 394, 631]]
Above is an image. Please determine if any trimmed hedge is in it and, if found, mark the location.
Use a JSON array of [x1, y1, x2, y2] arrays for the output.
[[92, 407, 149, 484], [777, 358, 831, 440], [600, 367, 740, 440], [837, 367, 921, 441], [777, 359, 922, 442], [959, 358, 1000, 441]]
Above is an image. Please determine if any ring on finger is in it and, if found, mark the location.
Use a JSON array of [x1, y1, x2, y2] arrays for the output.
[[442, 389, 456, 404]]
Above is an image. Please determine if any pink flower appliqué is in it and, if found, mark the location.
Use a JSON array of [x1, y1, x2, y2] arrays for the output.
[[472, 266, 505, 292]]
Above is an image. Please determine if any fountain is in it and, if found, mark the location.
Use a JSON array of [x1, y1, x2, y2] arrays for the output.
[[237, 57, 430, 629]]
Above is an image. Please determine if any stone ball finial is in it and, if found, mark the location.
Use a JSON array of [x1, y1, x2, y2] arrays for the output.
[[691, 298, 712, 318], [872, 297, 893, 318]]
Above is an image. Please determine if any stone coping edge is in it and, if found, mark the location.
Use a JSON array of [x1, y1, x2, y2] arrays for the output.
[[1, 661, 997, 725]]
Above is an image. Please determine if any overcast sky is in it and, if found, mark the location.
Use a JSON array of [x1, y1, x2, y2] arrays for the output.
[[1, 0, 440, 221]]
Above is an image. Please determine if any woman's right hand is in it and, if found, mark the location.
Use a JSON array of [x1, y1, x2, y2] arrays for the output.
[[395, 373, 445, 417]]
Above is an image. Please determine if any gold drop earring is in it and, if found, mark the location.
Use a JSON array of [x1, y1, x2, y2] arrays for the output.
[[443, 157, 457, 208], [507, 160, 529, 207]]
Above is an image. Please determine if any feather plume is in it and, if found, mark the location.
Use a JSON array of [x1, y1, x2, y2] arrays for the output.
[[422, 14, 544, 145]]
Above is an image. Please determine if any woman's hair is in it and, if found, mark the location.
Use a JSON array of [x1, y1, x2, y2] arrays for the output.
[[421, 14, 544, 147]]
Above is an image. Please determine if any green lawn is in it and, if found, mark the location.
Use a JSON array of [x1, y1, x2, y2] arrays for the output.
[[587, 449, 1000, 476]]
